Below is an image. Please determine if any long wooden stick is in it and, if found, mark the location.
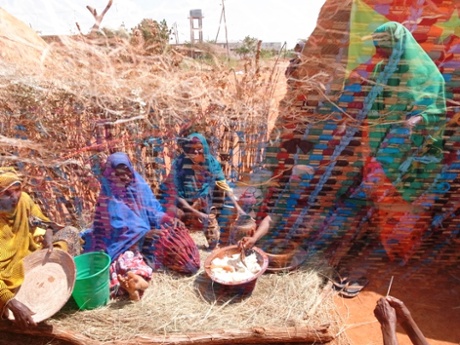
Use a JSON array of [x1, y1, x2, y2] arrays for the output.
[[386, 276, 394, 297], [106, 325, 335, 345], [0, 322, 334, 345], [0, 321, 99, 345]]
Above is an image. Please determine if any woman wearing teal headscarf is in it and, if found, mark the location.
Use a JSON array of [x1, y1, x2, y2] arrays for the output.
[[359, 21, 446, 261], [311, 21, 447, 267], [160, 133, 245, 249], [366, 21, 446, 194]]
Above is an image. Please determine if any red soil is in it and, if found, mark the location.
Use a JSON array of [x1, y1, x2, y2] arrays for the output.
[[336, 256, 460, 345]]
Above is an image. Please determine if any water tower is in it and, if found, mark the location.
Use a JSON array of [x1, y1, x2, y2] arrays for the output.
[[189, 9, 203, 44]]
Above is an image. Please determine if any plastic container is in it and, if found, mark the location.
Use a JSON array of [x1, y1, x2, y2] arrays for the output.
[[72, 252, 111, 310]]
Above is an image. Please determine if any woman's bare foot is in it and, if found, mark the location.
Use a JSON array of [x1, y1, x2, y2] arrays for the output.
[[118, 272, 150, 301]]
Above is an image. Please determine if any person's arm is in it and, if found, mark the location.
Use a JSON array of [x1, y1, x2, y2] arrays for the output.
[[374, 297, 399, 345], [386, 296, 430, 345], [2, 277, 36, 328], [238, 215, 272, 249], [225, 189, 246, 215], [176, 197, 209, 220], [406, 115, 423, 128], [215, 180, 246, 216], [42, 227, 54, 253]]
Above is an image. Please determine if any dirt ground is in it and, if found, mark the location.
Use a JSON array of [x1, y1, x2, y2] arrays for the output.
[[334, 254, 460, 345]]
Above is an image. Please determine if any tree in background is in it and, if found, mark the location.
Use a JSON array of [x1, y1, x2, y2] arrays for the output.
[[131, 19, 171, 54], [235, 36, 259, 58]]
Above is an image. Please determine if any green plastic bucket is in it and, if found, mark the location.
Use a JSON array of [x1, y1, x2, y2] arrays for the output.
[[72, 252, 111, 310]]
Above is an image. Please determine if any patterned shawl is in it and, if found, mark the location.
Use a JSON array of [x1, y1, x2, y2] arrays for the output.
[[91, 153, 166, 260]]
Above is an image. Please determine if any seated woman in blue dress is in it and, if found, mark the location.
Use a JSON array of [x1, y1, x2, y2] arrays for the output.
[[86, 152, 200, 301]]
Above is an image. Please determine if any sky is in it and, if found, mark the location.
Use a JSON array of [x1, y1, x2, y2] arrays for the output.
[[0, 0, 326, 49]]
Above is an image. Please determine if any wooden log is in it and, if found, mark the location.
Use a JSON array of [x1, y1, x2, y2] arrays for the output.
[[0, 322, 334, 345], [0, 321, 99, 345], [106, 324, 335, 345]]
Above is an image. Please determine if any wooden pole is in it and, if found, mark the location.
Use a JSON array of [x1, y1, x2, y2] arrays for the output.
[[106, 325, 335, 344], [0, 322, 99, 345], [221, 0, 230, 59], [0, 322, 334, 345]]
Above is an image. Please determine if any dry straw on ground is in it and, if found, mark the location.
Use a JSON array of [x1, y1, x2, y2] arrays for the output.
[[47, 234, 344, 344]]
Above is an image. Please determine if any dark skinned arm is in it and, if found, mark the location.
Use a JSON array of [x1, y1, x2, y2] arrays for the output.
[[6, 299, 36, 329], [238, 215, 272, 249], [43, 227, 54, 253], [386, 296, 430, 345], [176, 197, 209, 220], [374, 297, 399, 345], [225, 189, 247, 216]]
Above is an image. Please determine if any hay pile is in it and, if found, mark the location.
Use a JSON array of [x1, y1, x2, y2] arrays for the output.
[[48, 234, 344, 344]]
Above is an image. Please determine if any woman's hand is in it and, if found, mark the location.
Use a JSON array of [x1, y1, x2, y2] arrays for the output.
[[146, 228, 162, 239], [374, 297, 397, 327], [386, 296, 430, 345], [166, 205, 184, 219], [197, 212, 209, 221], [386, 295, 412, 322], [7, 299, 37, 329], [161, 215, 184, 228], [405, 115, 423, 128], [374, 297, 399, 345], [238, 236, 257, 250], [43, 228, 54, 253]]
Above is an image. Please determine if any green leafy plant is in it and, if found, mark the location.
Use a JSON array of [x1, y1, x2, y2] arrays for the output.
[[235, 36, 259, 57]]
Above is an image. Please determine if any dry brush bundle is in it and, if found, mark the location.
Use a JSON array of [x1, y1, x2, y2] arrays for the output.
[[0, 32, 283, 226]]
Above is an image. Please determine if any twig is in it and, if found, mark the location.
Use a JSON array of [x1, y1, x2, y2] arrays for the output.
[[386, 276, 394, 297]]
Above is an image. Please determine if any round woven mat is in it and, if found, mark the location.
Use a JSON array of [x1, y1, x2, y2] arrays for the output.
[[7, 249, 76, 323]]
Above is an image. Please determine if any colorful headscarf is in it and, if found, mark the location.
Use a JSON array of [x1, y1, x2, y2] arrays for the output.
[[91, 153, 166, 260], [369, 21, 446, 150], [0, 167, 21, 193], [163, 133, 226, 204]]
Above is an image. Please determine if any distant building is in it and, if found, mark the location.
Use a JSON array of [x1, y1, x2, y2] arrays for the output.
[[215, 41, 282, 52]]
